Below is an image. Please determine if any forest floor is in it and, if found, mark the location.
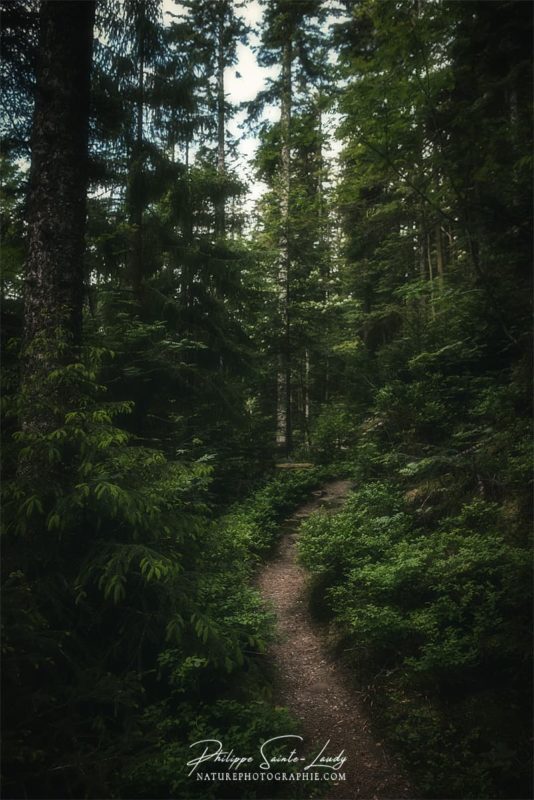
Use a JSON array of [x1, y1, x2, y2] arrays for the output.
[[257, 479, 414, 800]]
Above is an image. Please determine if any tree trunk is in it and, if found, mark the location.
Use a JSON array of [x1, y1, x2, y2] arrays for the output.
[[426, 232, 436, 319], [276, 36, 292, 453], [215, 9, 226, 237], [304, 348, 311, 449], [418, 218, 427, 314], [127, 13, 145, 305], [435, 222, 445, 289], [22, 0, 95, 432]]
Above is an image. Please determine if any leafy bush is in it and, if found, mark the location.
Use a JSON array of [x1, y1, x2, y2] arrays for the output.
[[121, 700, 303, 799], [307, 401, 359, 463], [299, 480, 532, 798], [224, 466, 332, 558]]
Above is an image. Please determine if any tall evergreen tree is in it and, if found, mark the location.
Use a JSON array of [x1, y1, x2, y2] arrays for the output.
[[175, 0, 247, 237], [21, 0, 95, 433], [255, 0, 325, 453]]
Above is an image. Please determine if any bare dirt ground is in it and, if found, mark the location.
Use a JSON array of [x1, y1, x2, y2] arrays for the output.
[[257, 479, 414, 800]]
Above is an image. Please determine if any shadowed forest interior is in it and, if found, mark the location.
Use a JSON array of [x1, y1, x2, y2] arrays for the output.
[[1, 1, 532, 798]]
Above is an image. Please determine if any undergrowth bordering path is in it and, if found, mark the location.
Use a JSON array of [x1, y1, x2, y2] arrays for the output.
[[257, 480, 414, 800]]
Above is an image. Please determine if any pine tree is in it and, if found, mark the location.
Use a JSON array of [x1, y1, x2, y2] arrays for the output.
[[21, 0, 95, 434], [256, 0, 325, 453]]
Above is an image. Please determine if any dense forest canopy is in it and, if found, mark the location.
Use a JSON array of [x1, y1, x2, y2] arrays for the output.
[[1, 1, 532, 799]]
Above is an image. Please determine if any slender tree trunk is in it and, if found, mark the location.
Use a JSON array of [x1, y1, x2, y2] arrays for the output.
[[446, 225, 455, 267], [127, 14, 145, 304], [215, 9, 226, 237], [426, 232, 436, 319], [276, 37, 292, 453], [182, 130, 194, 311], [304, 348, 311, 448], [22, 0, 95, 432], [435, 222, 445, 288], [431, 160, 445, 289], [317, 93, 324, 228], [314, 93, 326, 427], [418, 218, 427, 313]]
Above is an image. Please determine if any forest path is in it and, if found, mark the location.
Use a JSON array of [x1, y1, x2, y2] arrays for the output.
[[257, 479, 413, 800]]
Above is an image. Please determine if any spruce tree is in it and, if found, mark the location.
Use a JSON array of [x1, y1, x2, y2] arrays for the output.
[[21, 0, 95, 435]]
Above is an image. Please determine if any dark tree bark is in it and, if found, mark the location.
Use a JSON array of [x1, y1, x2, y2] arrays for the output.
[[276, 35, 292, 454], [24, 0, 95, 348], [22, 0, 95, 427], [215, 7, 226, 238], [127, 9, 145, 305]]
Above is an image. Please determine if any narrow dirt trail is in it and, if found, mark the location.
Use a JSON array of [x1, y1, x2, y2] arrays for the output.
[[257, 479, 413, 800]]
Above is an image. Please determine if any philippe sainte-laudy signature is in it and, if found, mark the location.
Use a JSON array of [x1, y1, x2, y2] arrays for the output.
[[187, 735, 347, 777]]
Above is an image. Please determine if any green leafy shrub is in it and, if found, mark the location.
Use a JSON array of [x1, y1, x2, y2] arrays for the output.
[[299, 482, 532, 798], [308, 401, 359, 463], [121, 700, 304, 799], [224, 466, 331, 558]]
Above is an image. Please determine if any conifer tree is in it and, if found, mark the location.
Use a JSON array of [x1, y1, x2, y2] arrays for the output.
[[22, 0, 95, 433], [256, 0, 325, 453]]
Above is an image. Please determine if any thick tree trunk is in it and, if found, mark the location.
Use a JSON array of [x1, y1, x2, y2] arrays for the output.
[[276, 37, 292, 453], [215, 10, 226, 237], [22, 0, 95, 430]]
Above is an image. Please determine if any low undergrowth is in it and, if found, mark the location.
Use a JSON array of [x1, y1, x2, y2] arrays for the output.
[[299, 443, 532, 799], [121, 467, 331, 799]]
